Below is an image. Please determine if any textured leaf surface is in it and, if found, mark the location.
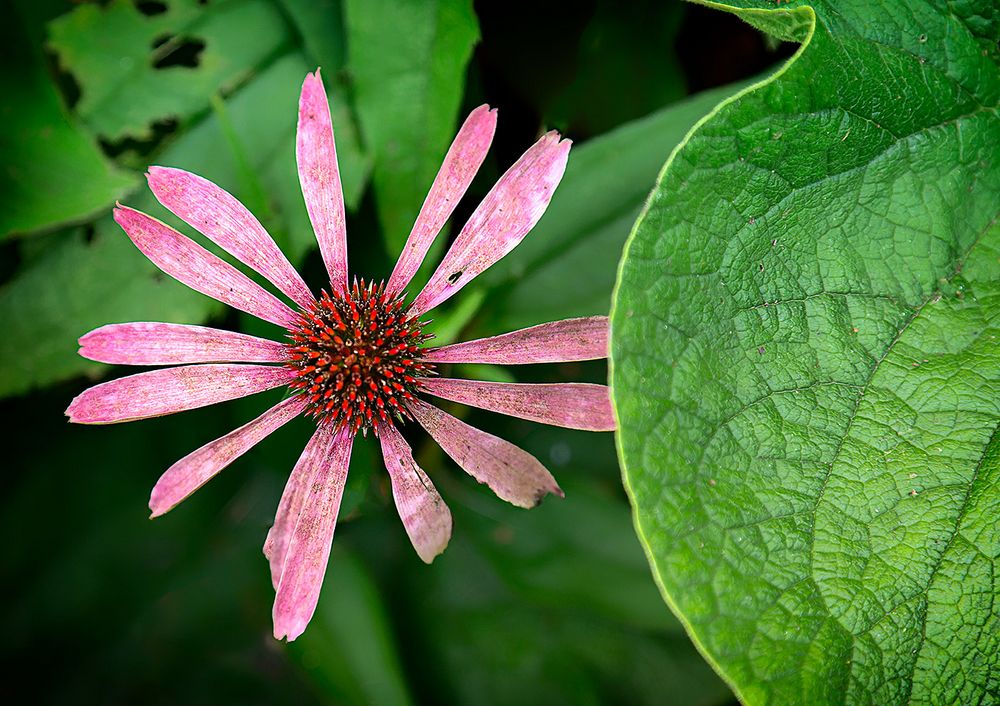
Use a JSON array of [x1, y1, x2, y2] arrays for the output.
[[345, 0, 479, 251], [611, 1, 1000, 704], [48, 0, 290, 141]]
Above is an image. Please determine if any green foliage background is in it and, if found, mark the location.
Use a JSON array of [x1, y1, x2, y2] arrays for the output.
[[0, 0, 785, 704]]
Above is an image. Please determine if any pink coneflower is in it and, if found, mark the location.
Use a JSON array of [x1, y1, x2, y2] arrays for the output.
[[66, 70, 614, 641]]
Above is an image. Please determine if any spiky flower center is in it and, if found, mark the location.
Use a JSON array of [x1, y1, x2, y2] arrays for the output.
[[285, 280, 434, 435]]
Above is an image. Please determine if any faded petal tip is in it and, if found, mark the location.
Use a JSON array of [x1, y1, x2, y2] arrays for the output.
[[148, 395, 306, 517], [409, 130, 572, 315], [408, 398, 562, 509], [297, 68, 348, 295], [271, 426, 354, 642], [386, 103, 498, 298], [379, 423, 453, 563]]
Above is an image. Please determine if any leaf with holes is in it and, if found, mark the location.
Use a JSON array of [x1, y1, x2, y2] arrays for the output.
[[0, 53, 357, 398], [48, 0, 291, 141], [611, 1, 999, 705], [0, 18, 137, 238]]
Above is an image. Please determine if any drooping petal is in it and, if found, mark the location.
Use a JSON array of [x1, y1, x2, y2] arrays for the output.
[[114, 206, 297, 328], [147, 167, 314, 309], [263, 421, 342, 589], [420, 378, 615, 431], [408, 131, 571, 315], [80, 322, 288, 366], [407, 398, 561, 509], [272, 425, 354, 642], [386, 105, 497, 299], [66, 364, 295, 424], [297, 70, 348, 295], [149, 395, 307, 518], [378, 422, 452, 563], [424, 316, 609, 365]]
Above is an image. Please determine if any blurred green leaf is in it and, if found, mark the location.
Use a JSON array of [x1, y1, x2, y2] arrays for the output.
[[421, 287, 485, 345], [293, 548, 414, 706], [277, 0, 347, 73], [481, 78, 755, 332], [400, 482, 732, 706], [0, 13, 136, 237], [545, 0, 686, 137], [345, 0, 479, 251], [0, 222, 222, 398], [48, 0, 291, 141]]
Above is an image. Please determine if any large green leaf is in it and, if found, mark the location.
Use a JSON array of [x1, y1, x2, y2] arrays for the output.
[[612, 1, 999, 704], [0, 7, 136, 237], [48, 0, 291, 141], [345, 0, 479, 251]]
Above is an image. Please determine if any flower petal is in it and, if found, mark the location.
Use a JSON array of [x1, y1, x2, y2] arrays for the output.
[[147, 167, 314, 309], [114, 205, 297, 328], [378, 422, 452, 563], [79, 322, 288, 366], [408, 131, 571, 315], [420, 378, 615, 431], [264, 421, 340, 589], [149, 395, 307, 518], [272, 424, 354, 641], [407, 398, 561, 508], [297, 70, 348, 295], [424, 316, 609, 365], [386, 105, 497, 299], [66, 364, 295, 424]]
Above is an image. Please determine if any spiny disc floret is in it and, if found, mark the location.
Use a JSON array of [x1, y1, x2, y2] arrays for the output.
[[286, 279, 434, 435]]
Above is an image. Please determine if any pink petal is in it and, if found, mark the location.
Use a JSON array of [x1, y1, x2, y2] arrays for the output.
[[79, 322, 288, 366], [66, 364, 295, 424], [408, 131, 571, 315], [378, 422, 452, 563], [424, 316, 609, 365], [114, 206, 297, 328], [407, 398, 561, 508], [147, 167, 314, 309], [272, 424, 354, 641], [297, 70, 348, 295], [386, 105, 497, 299], [149, 395, 307, 518], [263, 422, 341, 590], [420, 378, 615, 431]]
